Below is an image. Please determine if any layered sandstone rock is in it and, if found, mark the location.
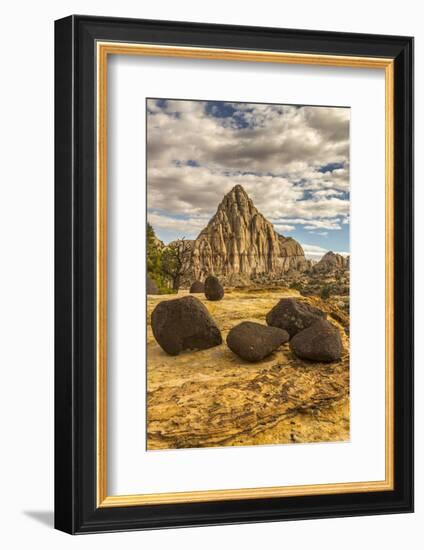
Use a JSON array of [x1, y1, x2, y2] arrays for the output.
[[190, 185, 308, 281]]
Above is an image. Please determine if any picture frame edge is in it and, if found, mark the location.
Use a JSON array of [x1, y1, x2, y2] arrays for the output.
[[54, 15, 414, 534]]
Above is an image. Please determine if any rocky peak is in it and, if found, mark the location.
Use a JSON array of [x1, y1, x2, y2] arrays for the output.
[[190, 185, 309, 280], [221, 184, 254, 209], [313, 251, 349, 273], [206, 185, 257, 232]]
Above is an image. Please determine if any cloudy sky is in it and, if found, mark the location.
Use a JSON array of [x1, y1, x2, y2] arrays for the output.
[[146, 98, 350, 259]]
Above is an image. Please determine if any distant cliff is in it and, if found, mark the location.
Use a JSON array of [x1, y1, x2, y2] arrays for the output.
[[313, 251, 349, 274]]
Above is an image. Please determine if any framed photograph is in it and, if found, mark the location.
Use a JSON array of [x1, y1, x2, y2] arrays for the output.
[[54, 15, 413, 534]]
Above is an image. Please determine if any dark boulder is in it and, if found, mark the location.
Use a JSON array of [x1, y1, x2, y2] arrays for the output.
[[290, 319, 343, 362], [151, 295, 222, 356], [266, 298, 326, 338], [204, 275, 224, 301], [190, 280, 205, 293], [227, 321, 289, 362], [147, 276, 159, 295]]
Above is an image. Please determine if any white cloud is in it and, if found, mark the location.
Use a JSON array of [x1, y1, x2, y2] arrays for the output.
[[147, 100, 349, 178], [303, 220, 342, 231], [301, 243, 329, 259], [147, 99, 350, 242], [147, 212, 209, 240], [270, 217, 345, 231], [273, 224, 296, 232]]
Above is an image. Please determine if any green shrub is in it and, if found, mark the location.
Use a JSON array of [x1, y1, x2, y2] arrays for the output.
[[147, 223, 170, 294]]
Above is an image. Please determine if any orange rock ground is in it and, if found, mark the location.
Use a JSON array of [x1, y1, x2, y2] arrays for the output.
[[147, 288, 350, 450]]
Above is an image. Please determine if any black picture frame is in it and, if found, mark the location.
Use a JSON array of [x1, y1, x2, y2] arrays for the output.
[[55, 15, 414, 534]]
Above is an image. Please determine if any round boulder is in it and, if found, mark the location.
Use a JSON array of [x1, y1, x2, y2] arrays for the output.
[[289, 319, 343, 362], [227, 321, 289, 362], [266, 297, 326, 338], [147, 276, 159, 295], [204, 275, 224, 301], [151, 295, 222, 356], [190, 280, 205, 294]]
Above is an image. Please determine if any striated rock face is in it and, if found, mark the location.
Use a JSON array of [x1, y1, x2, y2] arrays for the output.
[[313, 251, 349, 274], [191, 185, 308, 281]]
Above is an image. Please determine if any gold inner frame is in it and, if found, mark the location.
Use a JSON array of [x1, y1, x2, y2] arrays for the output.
[[96, 42, 395, 508]]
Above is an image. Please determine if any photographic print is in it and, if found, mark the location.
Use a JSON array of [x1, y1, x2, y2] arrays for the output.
[[146, 98, 350, 451], [55, 18, 413, 532]]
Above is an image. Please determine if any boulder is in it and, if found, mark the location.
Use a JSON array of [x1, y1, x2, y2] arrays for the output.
[[227, 321, 289, 362], [151, 296, 222, 356], [189, 280, 205, 293], [204, 275, 224, 301], [147, 276, 159, 295], [290, 319, 343, 362], [266, 298, 326, 338]]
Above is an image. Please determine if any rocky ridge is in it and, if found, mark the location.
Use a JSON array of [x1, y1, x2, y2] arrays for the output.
[[313, 250, 349, 274]]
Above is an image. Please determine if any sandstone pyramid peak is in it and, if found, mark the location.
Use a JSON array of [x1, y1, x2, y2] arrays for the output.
[[190, 185, 309, 281], [231, 183, 248, 194], [217, 184, 256, 214]]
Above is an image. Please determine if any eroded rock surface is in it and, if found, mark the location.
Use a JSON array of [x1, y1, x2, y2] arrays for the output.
[[147, 289, 350, 449]]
